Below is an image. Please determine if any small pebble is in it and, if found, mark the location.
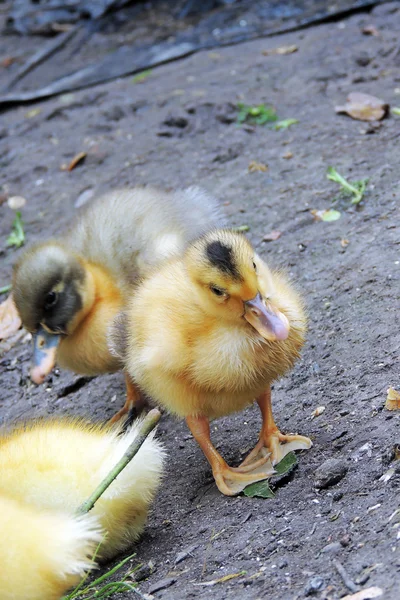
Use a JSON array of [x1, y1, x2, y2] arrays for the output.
[[340, 534, 351, 547], [7, 195, 26, 210], [321, 542, 342, 554], [314, 458, 348, 489], [278, 559, 288, 569], [148, 577, 177, 594], [75, 188, 94, 208], [103, 105, 125, 121], [355, 51, 371, 66], [135, 563, 153, 582], [305, 576, 325, 595], [355, 571, 371, 585], [175, 544, 198, 564]]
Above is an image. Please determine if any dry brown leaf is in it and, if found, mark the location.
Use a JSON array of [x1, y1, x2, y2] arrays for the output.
[[341, 587, 383, 600], [335, 92, 389, 122], [361, 25, 380, 36], [282, 151, 293, 159], [66, 151, 87, 171], [311, 406, 326, 419], [385, 387, 400, 411], [248, 161, 268, 173], [311, 209, 341, 222], [0, 295, 22, 341], [1, 56, 19, 68], [262, 45, 298, 56], [263, 230, 282, 242], [7, 196, 26, 210]]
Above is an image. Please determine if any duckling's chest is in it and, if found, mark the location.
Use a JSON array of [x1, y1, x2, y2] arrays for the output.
[[189, 326, 282, 393], [187, 327, 300, 418]]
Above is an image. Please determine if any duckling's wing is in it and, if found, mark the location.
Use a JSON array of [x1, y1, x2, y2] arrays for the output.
[[65, 186, 224, 286], [107, 311, 129, 361]]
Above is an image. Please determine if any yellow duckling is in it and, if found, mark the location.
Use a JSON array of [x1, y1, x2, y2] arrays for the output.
[[0, 494, 101, 600], [13, 186, 223, 421], [0, 416, 164, 564], [111, 229, 312, 496]]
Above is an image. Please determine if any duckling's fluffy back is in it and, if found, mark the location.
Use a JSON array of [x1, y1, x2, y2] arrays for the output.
[[66, 186, 224, 289], [0, 418, 165, 561], [0, 493, 101, 600]]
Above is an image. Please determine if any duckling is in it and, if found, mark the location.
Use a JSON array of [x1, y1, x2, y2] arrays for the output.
[[0, 416, 165, 560], [13, 186, 223, 421], [110, 229, 312, 496], [0, 493, 101, 600]]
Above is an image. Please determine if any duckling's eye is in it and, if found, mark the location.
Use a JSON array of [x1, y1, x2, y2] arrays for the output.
[[253, 261, 257, 271], [210, 286, 224, 297], [44, 291, 58, 310]]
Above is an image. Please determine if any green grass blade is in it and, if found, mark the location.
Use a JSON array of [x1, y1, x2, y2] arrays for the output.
[[326, 167, 359, 197], [0, 284, 12, 295], [6, 211, 25, 248]]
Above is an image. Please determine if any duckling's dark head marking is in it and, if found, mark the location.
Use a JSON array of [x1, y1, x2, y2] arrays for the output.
[[13, 243, 85, 334], [206, 240, 241, 280]]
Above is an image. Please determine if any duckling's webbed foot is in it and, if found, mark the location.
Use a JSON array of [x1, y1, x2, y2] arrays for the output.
[[110, 375, 148, 424], [186, 415, 275, 496], [241, 431, 312, 467], [242, 386, 312, 467]]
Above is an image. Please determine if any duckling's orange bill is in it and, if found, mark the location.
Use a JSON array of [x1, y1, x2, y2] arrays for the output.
[[244, 293, 289, 341], [30, 326, 60, 384]]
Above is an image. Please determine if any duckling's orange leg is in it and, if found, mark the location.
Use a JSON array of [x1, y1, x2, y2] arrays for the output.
[[110, 375, 147, 423], [241, 386, 312, 467], [186, 415, 275, 496]]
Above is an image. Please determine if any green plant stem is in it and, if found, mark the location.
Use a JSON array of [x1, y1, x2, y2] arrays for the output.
[[77, 408, 161, 515], [0, 284, 12, 295]]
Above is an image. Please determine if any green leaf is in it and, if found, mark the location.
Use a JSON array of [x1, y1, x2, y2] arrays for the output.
[[321, 209, 341, 222], [243, 452, 298, 498], [243, 479, 275, 498], [6, 212, 25, 248], [391, 107, 400, 116], [236, 103, 277, 126], [233, 225, 250, 232], [273, 451, 297, 475], [274, 118, 299, 130], [131, 69, 152, 83]]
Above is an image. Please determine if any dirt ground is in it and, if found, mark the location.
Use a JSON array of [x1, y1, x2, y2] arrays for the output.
[[1, 2, 400, 599]]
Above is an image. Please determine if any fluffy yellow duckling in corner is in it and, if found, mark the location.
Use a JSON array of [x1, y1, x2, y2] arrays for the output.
[[0, 494, 101, 600], [0, 416, 164, 600], [110, 229, 312, 496], [12, 186, 223, 421]]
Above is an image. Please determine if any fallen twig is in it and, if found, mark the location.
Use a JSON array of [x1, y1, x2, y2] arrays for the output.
[[333, 559, 359, 593], [6, 26, 79, 90]]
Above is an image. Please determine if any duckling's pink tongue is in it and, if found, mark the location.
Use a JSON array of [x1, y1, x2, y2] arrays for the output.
[[244, 293, 289, 341], [30, 327, 60, 384]]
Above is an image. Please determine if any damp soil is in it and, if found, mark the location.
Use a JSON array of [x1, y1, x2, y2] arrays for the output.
[[1, 2, 400, 599]]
